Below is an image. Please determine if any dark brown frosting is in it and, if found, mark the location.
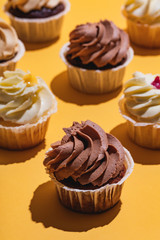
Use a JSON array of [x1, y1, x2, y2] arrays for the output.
[[44, 120, 125, 187], [67, 20, 130, 68]]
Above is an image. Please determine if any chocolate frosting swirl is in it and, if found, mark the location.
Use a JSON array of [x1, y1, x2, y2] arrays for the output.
[[67, 20, 130, 68], [44, 120, 125, 187]]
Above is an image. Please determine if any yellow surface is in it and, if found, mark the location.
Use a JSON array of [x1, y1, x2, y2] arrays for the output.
[[0, 0, 160, 239]]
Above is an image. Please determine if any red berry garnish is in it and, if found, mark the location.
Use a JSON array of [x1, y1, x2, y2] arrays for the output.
[[151, 76, 160, 89]]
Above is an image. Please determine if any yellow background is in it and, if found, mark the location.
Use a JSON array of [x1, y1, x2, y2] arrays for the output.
[[0, 0, 160, 239]]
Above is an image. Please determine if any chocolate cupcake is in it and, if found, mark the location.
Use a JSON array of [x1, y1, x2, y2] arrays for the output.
[[0, 18, 25, 76], [4, 0, 70, 43], [44, 120, 134, 213], [60, 20, 134, 94]]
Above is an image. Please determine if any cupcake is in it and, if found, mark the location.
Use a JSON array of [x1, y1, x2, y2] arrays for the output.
[[60, 20, 134, 94], [119, 71, 160, 149], [0, 18, 25, 76], [122, 0, 160, 48], [44, 120, 134, 213], [0, 69, 57, 150], [4, 0, 70, 43]]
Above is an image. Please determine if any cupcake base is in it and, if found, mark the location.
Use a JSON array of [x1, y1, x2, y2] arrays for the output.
[[126, 18, 160, 48], [0, 40, 25, 76], [119, 95, 160, 149], [60, 43, 134, 94], [4, 0, 70, 43], [0, 109, 55, 150], [49, 148, 134, 213], [126, 120, 160, 149]]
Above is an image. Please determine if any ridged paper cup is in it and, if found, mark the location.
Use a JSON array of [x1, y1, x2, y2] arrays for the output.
[[121, 6, 160, 48], [4, 0, 70, 43], [60, 43, 134, 94], [119, 95, 160, 149], [126, 19, 160, 48], [0, 104, 57, 150], [49, 148, 134, 213], [0, 40, 25, 76]]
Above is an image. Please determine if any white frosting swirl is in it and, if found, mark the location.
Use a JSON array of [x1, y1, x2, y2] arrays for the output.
[[123, 0, 160, 24], [124, 72, 160, 123], [0, 69, 57, 124], [5, 0, 60, 13], [0, 18, 18, 61]]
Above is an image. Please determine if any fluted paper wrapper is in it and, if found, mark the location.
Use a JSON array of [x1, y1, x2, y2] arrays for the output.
[[5, 0, 70, 43], [125, 18, 160, 48], [60, 43, 134, 94], [50, 148, 134, 213], [0, 40, 25, 76], [0, 107, 56, 150], [119, 95, 160, 149]]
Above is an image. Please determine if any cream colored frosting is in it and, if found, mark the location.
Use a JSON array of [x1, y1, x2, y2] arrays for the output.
[[5, 0, 60, 13], [0, 18, 18, 62], [123, 0, 160, 24], [124, 72, 160, 122], [0, 69, 57, 124]]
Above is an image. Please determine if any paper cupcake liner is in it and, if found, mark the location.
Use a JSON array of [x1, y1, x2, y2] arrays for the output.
[[126, 18, 160, 48], [5, 0, 70, 43], [49, 148, 134, 213], [0, 103, 57, 150], [0, 40, 25, 76], [119, 95, 160, 149], [60, 43, 134, 94]]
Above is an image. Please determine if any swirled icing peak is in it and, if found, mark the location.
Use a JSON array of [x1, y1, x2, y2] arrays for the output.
[[0, 69, 57, 124], [67, 20, 130, 68], [5, 0, 60, 13], [0, 18, 18, 61], [44, 120, 125, 187], [123, 0, 160, 24], [124, 72, 160, 122]]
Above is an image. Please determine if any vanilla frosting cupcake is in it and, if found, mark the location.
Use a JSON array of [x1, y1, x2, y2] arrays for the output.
[[0, 18, 25, 76], [60, 20, 133, 94], [44, 120, 134, 213], [4, 0, 70, 42], [0, 69, 57, 149], [122, 0, 160, 48], [119, 72, 160, 149]]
